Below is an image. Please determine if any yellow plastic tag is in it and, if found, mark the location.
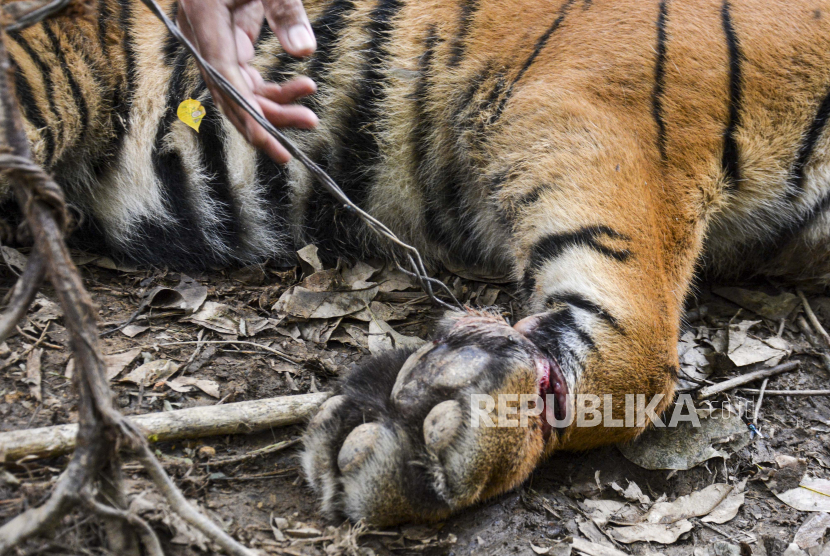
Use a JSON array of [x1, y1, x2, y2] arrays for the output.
[[177, 98, 205, 132]]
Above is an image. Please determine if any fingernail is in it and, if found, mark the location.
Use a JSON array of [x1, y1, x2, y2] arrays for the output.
[[287, 24, 315, 53]]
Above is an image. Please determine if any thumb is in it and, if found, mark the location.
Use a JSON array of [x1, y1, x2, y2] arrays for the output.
[[262, 0, 316, 57]]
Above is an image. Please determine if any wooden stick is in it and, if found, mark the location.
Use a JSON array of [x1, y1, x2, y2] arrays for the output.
[[696, 361, 800, 400], [737, 389, 830, 396], [753, 378, 769, 422], [0, 393, 329, 462]]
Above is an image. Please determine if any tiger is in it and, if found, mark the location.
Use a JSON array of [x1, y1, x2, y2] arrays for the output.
[[3, 0, 830, 526]]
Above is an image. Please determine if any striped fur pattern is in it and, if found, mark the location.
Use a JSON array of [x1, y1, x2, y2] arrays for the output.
[[6, 0, 830, 523]]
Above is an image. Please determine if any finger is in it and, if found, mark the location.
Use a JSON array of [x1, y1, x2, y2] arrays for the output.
[[257, 95, 319, 128], [244, 65, 266, 91], [179, 0, 252, 99], [256, 75, 317, 104], [210, 81, 293, 163], [235, 26, 255, 64], [233, 0, 265, 43], [262, 0, 316, 57]]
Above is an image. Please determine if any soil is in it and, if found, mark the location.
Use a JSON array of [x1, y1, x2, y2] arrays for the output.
[[1, 254, 829, 555]]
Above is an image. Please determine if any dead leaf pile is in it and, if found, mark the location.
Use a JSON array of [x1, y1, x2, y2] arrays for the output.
[[272, 247, 426, 354]]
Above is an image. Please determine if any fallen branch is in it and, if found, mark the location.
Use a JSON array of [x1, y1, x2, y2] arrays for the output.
[[696, 361, 800, 400], [0, 393, 328, 461]]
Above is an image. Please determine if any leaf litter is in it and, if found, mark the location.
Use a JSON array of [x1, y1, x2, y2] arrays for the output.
[[4, 256, 830, 554]]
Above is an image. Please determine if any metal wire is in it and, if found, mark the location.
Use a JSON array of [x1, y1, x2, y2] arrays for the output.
[[3, 0, 72, 32], [139, 0, 464, 312]]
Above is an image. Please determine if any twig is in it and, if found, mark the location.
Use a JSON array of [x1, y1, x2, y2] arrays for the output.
[[796, 315, 830, 374], [80, 492, 163, 556], [696, 361, 800, 399], [202, 438, 299, 467], [0, 250, 44, 342], [15, 322, 61, 349], [753, 378, 768, 422], [133, 442, 258, 556], [0, 393, 329, 461], [798, 290, 830, 348], [737, 389, 830, 396], [693, 518, 748, 544], [152, 339, 300, 365]]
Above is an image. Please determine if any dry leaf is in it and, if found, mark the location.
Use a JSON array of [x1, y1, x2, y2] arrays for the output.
[[273, 285, 379, 319], [702, 479, 746, 524], [375, 266, 418, 292], [577, 519, 613, 547], [30, 296, 61, 324], [1, 245, 27, 273], [531, 542, 571, 555], [645, 484, 732, 524], [105, 348, 142, 380], [620, 409, 751, 470], [298, 318, 342, 344], [341, 261, 378, 287], [727, 320, 789, 367], [368, 318, 425, 354], [774, 477, 830, 512], [609, 520, 693, 544], [610, 480, 650, 505], [25, 348, 42, 402], [713, 287, 800, 320], [297, 244, 324, 275], [144, 275, 207, 314], [581, 499, 639, 527], [570, 538, 629, 556], [764, 455, 808, 494], [120, 360, 180, 385], [186, 302, 239, 335], [166, 376, 220, 398], [794, 512, 830, 549], [121, 324, 149, 338]]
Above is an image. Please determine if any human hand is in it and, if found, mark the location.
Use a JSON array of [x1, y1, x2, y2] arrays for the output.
[[177, 0, 319, 163]]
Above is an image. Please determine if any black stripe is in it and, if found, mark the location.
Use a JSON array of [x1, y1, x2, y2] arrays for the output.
[[414, 27, 489, 265], [721, 0, 743, 189], [652, 0, 669, 162], [306, 0, 355, 81], [528, 308, 595, 359], [162, 2, 180, 66], [449, 0, 480, 67], [43, 22, 89, 144], [303, 0, 404, 259], [546, 292, 623, 333], [115, 0, 137, 141], [491, 0, 576, 125], [516, 183, 554, 208], [8, 31, 58, 165], [790, 85, 830, 193], [523, 226, 631, 293], [97, 0, 111, 51], [194, 95, 243, 251], [9, 61, 54, 165], [135, 52, 214, 265]]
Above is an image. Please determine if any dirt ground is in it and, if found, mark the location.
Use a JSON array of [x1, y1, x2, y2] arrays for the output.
[[1, 249, 829, 556]]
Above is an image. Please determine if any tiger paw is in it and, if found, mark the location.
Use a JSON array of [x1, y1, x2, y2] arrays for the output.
[[301, 310, 570, 525]]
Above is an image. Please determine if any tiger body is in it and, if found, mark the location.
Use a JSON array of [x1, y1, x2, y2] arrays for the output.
[[6, 0, 830, 524]]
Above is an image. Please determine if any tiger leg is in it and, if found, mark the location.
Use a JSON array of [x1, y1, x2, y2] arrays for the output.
[[301, 126, 702, 524]]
